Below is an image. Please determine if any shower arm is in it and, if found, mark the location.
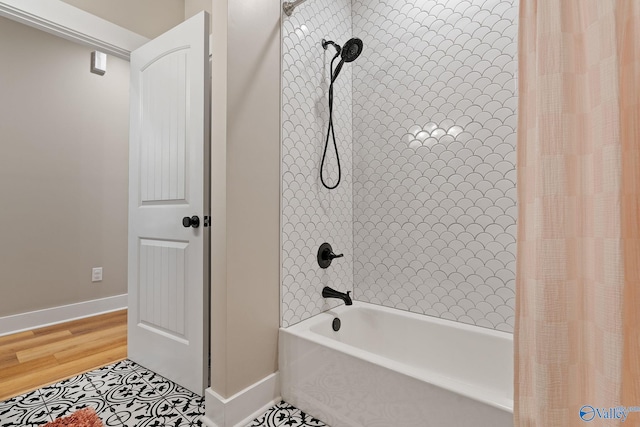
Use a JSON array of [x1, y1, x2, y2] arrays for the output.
[[283, 0, 309, 16]]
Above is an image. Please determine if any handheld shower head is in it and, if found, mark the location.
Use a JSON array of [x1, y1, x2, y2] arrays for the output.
[[324, 37, 364, 82], [322, 38, 363, 61], [341, 38, 363, 63], [320, 36, 364, 190]]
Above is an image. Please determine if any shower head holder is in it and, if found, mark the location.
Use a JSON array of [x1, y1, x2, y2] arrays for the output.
[[322, 39, 341, 54]]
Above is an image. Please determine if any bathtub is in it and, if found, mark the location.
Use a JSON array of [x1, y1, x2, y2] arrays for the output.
[[279, 301, 513, 427]]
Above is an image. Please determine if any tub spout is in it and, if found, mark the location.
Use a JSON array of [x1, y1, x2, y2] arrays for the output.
[[322, 286, 352, 305]]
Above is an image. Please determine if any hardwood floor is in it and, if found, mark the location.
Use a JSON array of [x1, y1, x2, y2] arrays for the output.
[[0, 310, 127, 401]]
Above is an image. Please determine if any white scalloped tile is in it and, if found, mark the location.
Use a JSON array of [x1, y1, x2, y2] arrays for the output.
[[281, 0, 517, 333], [281, 0, 354, 327], [352, 0, 517, 333]]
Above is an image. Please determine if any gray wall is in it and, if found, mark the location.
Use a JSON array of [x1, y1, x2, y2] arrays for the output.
[[185, 0, 212, 30], [60, 0, 185, 39], [0, 16, 130, 317], [209, 0, 281, 398]]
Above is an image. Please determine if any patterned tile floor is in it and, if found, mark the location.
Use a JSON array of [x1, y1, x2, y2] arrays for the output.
[[0, 360, 327, 427], [246, 401, 327, 427]]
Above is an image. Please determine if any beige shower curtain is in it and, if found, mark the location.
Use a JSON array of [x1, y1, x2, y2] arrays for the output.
[[515, 1, 640, 426]]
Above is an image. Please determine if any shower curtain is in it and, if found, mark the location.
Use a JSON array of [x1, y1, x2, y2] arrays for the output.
[[515, 1, 639, 426]]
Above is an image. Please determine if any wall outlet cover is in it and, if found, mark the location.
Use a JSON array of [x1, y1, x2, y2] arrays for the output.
[[92, 267, 103, 282]]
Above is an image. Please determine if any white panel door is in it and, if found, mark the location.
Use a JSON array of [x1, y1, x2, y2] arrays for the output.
[[128, 11, 210, 396]]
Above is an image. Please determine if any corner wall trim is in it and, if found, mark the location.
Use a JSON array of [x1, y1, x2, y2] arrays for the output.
[[0, 0, 148, 59], [0, 294, 127, 337], [201, 372, 280, 427]]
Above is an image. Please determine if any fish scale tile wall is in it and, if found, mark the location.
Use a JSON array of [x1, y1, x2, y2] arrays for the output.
[[281, 0, 518, 332], [352, 0, 517, 332], [281, 0, 354, 327]]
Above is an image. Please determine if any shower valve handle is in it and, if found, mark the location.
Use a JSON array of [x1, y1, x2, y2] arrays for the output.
[[318, 242, 343, 269]]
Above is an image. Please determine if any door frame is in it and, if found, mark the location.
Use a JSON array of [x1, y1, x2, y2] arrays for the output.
[[0, 0, 212, 388], [0, 0, 147, 59], [0, 1, 213, 69]]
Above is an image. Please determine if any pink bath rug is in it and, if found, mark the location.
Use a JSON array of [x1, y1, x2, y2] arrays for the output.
[[43, 407, 104, 427]]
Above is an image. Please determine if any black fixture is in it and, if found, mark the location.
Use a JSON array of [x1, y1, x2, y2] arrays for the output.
[[320, 37, 364, 190], [322, 286, 352, 306], [182, 215, 200, 228], [317, 242, 343, 269], [321, 38, 363, 82], [332, 317, 341, 331]]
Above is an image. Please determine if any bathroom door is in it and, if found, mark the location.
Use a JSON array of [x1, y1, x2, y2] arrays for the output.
[[127, 11, 210, 396]]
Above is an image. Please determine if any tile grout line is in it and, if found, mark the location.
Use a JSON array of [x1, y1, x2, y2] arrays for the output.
[[130, 359, 204, 424], [36, 382, 57, 424], [34, 388, 54, 425], [84, 368, 126, 427]]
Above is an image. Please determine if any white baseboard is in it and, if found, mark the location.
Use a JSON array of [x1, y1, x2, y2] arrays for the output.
[[0, 294, 127, 337], [201, 372, 280, 427]]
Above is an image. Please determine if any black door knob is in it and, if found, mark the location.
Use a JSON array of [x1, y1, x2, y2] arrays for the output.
[[182, 215, 200, 228]]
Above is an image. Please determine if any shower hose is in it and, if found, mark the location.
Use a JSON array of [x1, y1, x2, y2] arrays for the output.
[[320, 52, 342, 190]]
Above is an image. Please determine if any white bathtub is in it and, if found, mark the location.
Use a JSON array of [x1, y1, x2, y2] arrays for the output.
[[279, 301, 513, 427]]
